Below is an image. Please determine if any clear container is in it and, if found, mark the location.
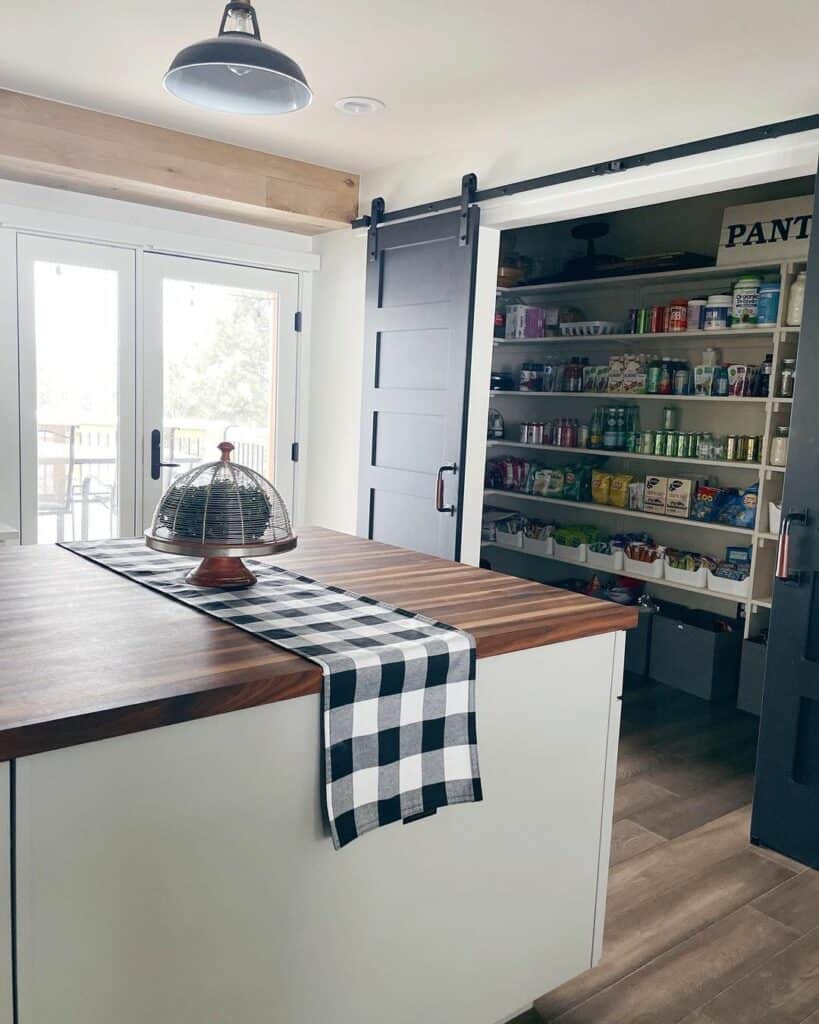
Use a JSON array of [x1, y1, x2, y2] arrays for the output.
[[786, 271, 806, 326], [769, 426, 789, 467], [779, 358, 796, 398]]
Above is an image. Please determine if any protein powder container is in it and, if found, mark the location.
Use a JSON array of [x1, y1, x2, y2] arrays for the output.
[[704, 295, 732, 331], [731, 276, 761, 327]]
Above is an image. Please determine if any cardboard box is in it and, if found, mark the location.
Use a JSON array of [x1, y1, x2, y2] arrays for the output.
[[666, 477, 700, 518], [644, 475, 669, 515]]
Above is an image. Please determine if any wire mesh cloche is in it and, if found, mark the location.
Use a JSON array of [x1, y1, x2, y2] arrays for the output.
[[145, 441, 297, 589]]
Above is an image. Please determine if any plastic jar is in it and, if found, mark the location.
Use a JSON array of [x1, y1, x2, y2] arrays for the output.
[[686, 299, 706, 331], [731, 276, 761, 327], [667, 299, 688, 332], [786, 271, 806, 326], [756, 283, 781, 326], [769, 426, 789, 467], [704, 295, 732, 331]]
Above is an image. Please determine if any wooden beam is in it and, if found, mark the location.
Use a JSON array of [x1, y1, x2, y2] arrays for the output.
[[0, 90, 359, 235]]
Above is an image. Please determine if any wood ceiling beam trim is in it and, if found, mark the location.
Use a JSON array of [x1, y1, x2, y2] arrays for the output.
[[0, 90, 359, 235]]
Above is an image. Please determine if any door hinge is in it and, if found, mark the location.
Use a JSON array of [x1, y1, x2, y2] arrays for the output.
[[291, 442, 300, 462], [367, 196, 385, 262], [459, 172, 478, 247], [294, 310, 303, 333]]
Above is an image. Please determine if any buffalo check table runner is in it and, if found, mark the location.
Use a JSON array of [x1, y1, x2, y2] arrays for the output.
[[60, 539, 482, 849]]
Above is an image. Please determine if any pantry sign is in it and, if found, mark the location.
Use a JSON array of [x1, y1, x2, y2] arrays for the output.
[[717, 196, 813, 266]]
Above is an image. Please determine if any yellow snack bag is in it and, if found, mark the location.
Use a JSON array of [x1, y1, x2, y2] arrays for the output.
[[609, 473, 634, 508], [592, 470, 613, 505]]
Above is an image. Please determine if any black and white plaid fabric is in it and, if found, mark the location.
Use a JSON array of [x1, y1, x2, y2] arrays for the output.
[[61, 539, 482, 849]]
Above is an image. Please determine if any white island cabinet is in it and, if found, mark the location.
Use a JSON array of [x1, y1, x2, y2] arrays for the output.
[[0, 529, 632, 1024]]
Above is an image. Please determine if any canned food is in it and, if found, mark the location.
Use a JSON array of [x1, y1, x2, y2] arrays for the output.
[[667, 299, 688, 332], [649, 306, 666, 333], [736, 436, 749, 461], [676, 432, 689, 458], [665, 431, 678, 457], [640, 430, 655, 455], [726, 434, 738, 461], [520, 422, 530, 443], [673, 369, 690, 395], [746, 436, 760, 462], [662, 406, 678, 431], [687, 433, 699, 459], [654, 430, 666, 456], [637, 308, 650, 334], [531, 422, 544, 445]]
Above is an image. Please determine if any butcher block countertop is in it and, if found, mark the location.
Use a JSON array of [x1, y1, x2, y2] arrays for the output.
[[0, 527, 636, 760]]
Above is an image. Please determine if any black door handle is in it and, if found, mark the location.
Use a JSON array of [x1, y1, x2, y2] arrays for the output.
[[775, 508, 808, 583], [150, 429, 180, 481], [435, 463, 457, 516]]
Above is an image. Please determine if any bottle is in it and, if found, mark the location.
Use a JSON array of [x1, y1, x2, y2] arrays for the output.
[[786, 271, 806, 326], [713, 366, 729, 397], [759, 354, 773, 398], [658, 357, 672, 395], [779, 359, 796, 398], [646, 356, 663, 394], [589, 407, 603, 450], [769, 426, 789, 467], [603, 408, 618, 450]]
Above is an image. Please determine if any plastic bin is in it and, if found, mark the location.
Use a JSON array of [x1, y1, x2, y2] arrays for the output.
[[649, 608, 742, 701], [553, 541, 587, 563], [707, 571, 751, 598], [624, 554, 664, 579], [737, 638, 767, 716], [523, 535, 554, 557], [494, 530, 523, 550], [587, 548, 624, 572], [769, 502, 782, 534], [664, 560, 708, 589]]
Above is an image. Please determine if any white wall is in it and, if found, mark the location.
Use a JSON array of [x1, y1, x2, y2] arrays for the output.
[[304, 228, 367, 533]]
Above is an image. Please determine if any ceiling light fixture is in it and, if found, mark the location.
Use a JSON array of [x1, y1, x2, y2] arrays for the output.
[[163, 2, 312, 115], [334, 97, 386, 116]]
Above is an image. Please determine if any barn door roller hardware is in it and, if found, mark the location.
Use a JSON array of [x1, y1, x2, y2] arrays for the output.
[[459, 173, 478, 246], [353, 112, 819, 230], [364, 173, 478, 257], [366, 196, 385, 262]]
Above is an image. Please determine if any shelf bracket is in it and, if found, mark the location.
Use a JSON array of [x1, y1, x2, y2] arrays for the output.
[[459, 173, 478, 247]]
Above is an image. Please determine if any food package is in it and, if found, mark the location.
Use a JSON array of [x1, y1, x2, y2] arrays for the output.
[[523, 518, 555, 540], [563, 464, 592, 502], [545, 467, 565, 497], [624, 540, 664, 564], [609, 473, 634, 508], [694, 365, 715, 396], [592, 469, 613, 505], [628, 481, 645, 511], [690, 484, 727, 522], [505, 305, 546, 340], [530, 467, 553, 496], [716, 483, 758, 529], [644, 475, 669, 514], [665, 477, 701, 518], [553, 524, 602, 548], [727, 364, 748, 397]]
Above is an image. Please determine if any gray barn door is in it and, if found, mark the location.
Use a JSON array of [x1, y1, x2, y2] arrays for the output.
[[357, 207, 480, 560]]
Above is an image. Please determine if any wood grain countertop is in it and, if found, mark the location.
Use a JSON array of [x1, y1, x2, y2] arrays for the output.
[[0, 527, 636, 761]]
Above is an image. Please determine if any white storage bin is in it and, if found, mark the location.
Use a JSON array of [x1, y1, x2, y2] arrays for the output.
[[624, 554, 664, 579], [495, 530, 523, 550], [664, 560, 708, 589], [768, 502, 782, 534], [523, 535, 554, 557], [707, 570, 751, 598], [553, 541, 587, 563], [587, 548, 624, 572]]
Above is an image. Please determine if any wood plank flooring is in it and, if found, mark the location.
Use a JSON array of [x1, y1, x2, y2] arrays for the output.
[[515, 678, 819, 1024]]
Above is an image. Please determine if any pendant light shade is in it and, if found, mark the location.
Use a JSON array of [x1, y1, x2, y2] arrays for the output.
[[163, 2, 312, 115]]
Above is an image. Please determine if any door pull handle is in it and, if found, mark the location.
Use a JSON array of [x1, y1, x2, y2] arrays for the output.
[[150, 429, 180, 481], [775, 508, 808, 583], [435, 463, 457, 516]]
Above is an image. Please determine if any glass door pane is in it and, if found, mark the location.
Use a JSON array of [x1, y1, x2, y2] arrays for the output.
[[142, 255, 299, 528], [17, 237, 136, 545]]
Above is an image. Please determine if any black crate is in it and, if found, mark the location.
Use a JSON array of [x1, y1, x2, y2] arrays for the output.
[[649, 608, 742, 702], [737, 639, 768, 716]]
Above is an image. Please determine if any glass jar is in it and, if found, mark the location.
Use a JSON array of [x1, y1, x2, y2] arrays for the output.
[[786, 271, 806, 326], [779, 359, 796, 398], [769, 426, 789, 467]]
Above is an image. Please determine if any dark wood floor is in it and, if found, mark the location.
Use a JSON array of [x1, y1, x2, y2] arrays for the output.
[[515, 677, 819, 1024]]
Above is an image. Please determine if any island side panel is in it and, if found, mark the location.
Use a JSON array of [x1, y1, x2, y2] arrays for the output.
[[14, 632, 620, 1024], [0, 763, 12, 1024]]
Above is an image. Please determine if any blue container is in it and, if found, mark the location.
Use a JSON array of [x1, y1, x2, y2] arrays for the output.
[[757, 283, 781, 326]]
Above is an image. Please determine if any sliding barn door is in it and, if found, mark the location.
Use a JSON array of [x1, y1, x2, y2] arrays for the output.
[[752, 176, 819, 868], [357, 208, 480, 560]]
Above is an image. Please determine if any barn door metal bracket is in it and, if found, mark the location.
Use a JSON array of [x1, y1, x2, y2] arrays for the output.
[[459, 173, 478, 246], [367, 197, 386, 262]]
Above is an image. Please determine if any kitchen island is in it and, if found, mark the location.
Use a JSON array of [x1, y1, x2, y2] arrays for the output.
[[0, 527, 635, 1024]]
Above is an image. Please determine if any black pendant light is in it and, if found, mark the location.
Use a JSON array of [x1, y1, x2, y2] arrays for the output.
[[163, 2, 312, 115]]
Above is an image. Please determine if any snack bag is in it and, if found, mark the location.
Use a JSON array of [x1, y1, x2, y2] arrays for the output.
[[545, 468, 565, 498], [592, 469, 613, 505], [530, 467, 553, 496], [609, 473, 634, 509]]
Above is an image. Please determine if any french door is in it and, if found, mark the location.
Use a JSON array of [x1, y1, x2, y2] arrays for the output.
[[141, 255, 299, 527], [17, 239, 300, 544]]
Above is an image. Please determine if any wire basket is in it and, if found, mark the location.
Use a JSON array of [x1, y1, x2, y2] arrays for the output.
[[145, 441, 297, 588]]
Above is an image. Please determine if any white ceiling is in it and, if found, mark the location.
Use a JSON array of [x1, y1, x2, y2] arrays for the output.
[[4, 0, 819, 177]]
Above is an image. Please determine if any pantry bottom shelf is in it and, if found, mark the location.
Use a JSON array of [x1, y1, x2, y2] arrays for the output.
[[481, 542, 749, 605]]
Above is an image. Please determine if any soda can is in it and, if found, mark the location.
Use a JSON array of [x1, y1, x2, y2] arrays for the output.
[[726, 434, 738, 461], [520, 422, 530, 443], [736, 436, 749, 461], [746, 436, 760, 462], [649, 305, 666, 333], [673, 369, 690, 395], [531, 422, 544, 445], [627, 308, 639, 334], [653, 430, 666, 455], [637, 308, 650, 334], [676, 432, 689, 458], [665, 431, 678, 457], [687, 433, 699, 459]]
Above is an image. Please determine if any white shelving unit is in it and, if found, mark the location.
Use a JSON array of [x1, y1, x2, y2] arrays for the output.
[[484, 257, 801, 638]]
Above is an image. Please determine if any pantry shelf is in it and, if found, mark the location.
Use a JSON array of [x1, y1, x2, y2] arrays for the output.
[[493, 328, 776, 346], [480, 543, 748, 605], [484, 489, 755, 535], [486, 439, 762, 471], [489, 390, 771, 404], [496, 259, 785, 296]]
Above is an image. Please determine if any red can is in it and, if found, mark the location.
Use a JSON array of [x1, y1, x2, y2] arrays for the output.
[[649, 305, 666, 333], [667, 299, 688, 332]]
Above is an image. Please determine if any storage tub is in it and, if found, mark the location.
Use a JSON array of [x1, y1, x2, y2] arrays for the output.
[[587, 548, 624, 572], [664, 560, 708, 589], [624, 554, 664, 579], [523, 535, 554, 557], [495, 530, 523, 550], [649, 608, 741, 701], [768, 502, 782, 534], [553, 541, 587, 563], [707, 570, 751, 598]]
